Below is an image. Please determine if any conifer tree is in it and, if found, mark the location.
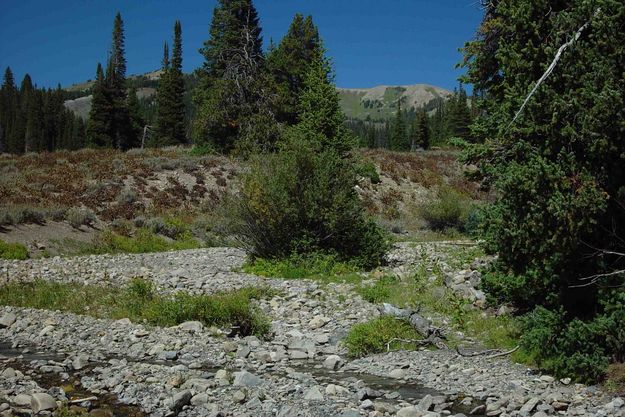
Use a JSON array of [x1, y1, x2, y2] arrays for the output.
[[390, 100, 408, 151], [87, 63, 112, 147], [267, 14, 321, 125], [411, 108, 430, 150], [156, 21, 186, 146], [289, 47, 354, 156], [194, 0, 275, 152]]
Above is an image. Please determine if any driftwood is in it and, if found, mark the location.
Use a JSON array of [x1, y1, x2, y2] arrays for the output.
[[456, 345, 519, 359], [378, 303, 448, 350], [509, 9, 600, 128]]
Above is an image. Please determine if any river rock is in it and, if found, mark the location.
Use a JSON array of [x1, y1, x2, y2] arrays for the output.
[[323, 355, 343, 370], [303, 386, 324, 401], [0, 313, 17, 328], [31, 393, 57, 413], [171, 390, 192, 411], [13, 395, 32, 407], [233, 370, 262, 387], [178, 321, 203, 333]]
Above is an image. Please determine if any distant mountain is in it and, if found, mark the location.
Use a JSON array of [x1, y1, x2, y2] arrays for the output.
[[64, 71, 451, 122], [338, 84, 451, 121]]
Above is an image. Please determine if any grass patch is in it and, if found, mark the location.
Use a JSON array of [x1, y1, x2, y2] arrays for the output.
[[0, 278, 272, 337], [344, 316, 421, 357], [82, 228, 201, 255], [0, 240, 29, 260], [242, 253, 363, 284], [353, 244, 520, 354]]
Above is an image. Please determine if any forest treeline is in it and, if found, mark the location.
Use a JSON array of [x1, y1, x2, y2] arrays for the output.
[[0, 4, 474, 154]]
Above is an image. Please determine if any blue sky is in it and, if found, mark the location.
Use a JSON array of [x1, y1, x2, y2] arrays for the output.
[[0, 0, 483, 91]]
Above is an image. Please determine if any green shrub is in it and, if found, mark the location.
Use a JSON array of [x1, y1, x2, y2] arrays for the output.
[[418, 187, 473, 232], [0, 240, 28, 260], [66, 207, 97, 229], [344, 316, 421, 357], [355, 160, 381, 184], [229, 134, 389, 269]]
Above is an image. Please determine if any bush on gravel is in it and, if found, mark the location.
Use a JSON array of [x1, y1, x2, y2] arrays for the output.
[[0, 239, 29, 260], [344, 316, 421, 357]]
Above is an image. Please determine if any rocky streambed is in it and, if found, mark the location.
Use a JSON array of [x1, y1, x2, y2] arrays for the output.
[[1, 244, 623, 417]]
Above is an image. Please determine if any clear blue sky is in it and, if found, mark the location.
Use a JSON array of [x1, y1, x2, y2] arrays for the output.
[[0, 0, 483, 91]]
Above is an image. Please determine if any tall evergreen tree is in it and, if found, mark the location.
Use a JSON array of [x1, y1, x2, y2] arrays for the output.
[[389, 100, 408, 151], [194, 0, 276, 153], [411, 108, 430, 150], [447, 85, 472, 140], [267, 14, 321, 125], [156, 21, 186, 146], [87, 63, 113, 147], [290, 47, 354, 156], [463, 0, 625, 381]]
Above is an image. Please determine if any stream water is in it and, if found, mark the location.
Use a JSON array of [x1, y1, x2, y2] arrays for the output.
[[1, 343, 484, 416]]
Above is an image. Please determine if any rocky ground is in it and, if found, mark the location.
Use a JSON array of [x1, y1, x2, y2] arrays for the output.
[[1, 243, 623, 417]]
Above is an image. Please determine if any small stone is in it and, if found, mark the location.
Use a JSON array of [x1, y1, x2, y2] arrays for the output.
[[72, 354, 90, 370], [552, 401, 569, 411], [323, 355, 343, 370], [39, 325, 55, 337], [360, 399, 374, 410], [0, 313, 17, 328], [233, 370, 262, 387], [389, 368, 406, 379], [520, 397, 540, 415], [190, 393, 209, 406], [304, 386, 324, 401], [178, 321, 203, 333], [222, 341, 238, 353], [13, 395, 32, 407], [309, 315, 329, 329], [418, 394, 433, 411], [232, 390, 246, 403], [31, 393, 57, 413], [470, 405, 486, 415], [396, 406, 420, 417], [560, 377, 571, 385], [1, 368, 16, 378], [539, 375, 555, 383], [236, 345, 251, 358], [171, 390, 192, 411]]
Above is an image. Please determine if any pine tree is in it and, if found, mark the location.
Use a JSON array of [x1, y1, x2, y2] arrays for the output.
[[1, 67, 21, 153], [105, 12, 135, 149], [87, 63, 113, 147], [463, 0, 625, 381], [389, 100, 408, 151], [447, 85, 472, 140], [194, 0, 275, 153], [291, 47, 354, 156], [128, 86, 145, 146], [156, 21, 186, 146], [267, 14, 321, 125], [411, 108, 430, 150]]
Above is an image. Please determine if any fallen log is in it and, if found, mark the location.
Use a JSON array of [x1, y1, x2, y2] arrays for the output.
[[378, 303, 448, 349]]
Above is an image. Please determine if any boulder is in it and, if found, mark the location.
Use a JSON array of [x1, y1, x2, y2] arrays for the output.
[[0, 313, 17, 328], [31, 393, 57, 413]]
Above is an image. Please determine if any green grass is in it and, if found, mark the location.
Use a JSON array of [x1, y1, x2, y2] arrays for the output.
[[353, 244, 520, 354], [80, 228, 201, 255], [242, 253, 364, 284], [0, 278, 272, 337], [0, 239, 28, 260], [344, 316, 422, 357]]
